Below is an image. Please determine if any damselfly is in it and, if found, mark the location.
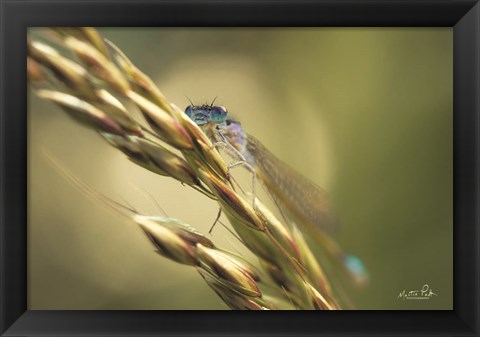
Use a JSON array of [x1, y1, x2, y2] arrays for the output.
[[185, 103, 368, 286]]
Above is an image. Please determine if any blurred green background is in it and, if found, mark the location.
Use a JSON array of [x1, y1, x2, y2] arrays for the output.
[[28, 28, 452, 310]]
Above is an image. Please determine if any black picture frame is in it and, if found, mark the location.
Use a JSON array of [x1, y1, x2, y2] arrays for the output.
[[1, 0, 479, 336]]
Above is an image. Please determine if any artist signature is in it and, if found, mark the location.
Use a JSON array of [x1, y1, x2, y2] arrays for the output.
[[397, 284, 438, 300]]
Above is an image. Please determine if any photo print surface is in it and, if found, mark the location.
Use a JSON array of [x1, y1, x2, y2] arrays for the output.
[[28, 27, 452, 310]]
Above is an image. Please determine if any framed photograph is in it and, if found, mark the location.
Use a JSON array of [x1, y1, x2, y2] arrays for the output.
[[1, 1, 479, 336]]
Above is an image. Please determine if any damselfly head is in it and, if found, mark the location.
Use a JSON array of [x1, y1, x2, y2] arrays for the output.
[[185, 104, 228, 126]]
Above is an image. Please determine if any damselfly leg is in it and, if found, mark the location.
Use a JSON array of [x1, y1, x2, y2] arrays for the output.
[[206, 129, 258, 235], [214, 129, 257, 210]]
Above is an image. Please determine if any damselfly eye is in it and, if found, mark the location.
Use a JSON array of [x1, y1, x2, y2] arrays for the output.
[[210, 106, 227, 123], [185, 105, 194, 118]]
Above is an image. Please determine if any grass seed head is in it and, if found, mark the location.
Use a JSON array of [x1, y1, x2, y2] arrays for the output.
[[127, 91, 193, 150], [27, 57, 45, 83], [255, 198, 301, 262], [290, 226, 332, 295], [102, 134, 161, 169], [29, 41, 97, 100], [65, 37, 130, 95], [36, 90, 124, 135], [51, 27, 110, 59], [123, 65, 176, 117], [95, 90, 143, 136], [137, 215, 215, 249], [135, 215, 198, 266], [196, 245, 262, 298], [198, 269, 269, 310], [304, 281, 337, 310], [77, 27, 110, 58], [134, 138, 199, 186], [199, 169, 264, 231]]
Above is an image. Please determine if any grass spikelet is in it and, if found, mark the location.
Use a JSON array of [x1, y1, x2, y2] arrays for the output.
[[198, 168, 265, 231], [95, 89, 143, 136], [35, 89, 124, 135], [196, 244, 262, 298], [27, 57, 44, 83], [64, 36, 130, 95], [29, 40, 97, 100], [127, 90, 193, 149], [138, 217, 198, 266]]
